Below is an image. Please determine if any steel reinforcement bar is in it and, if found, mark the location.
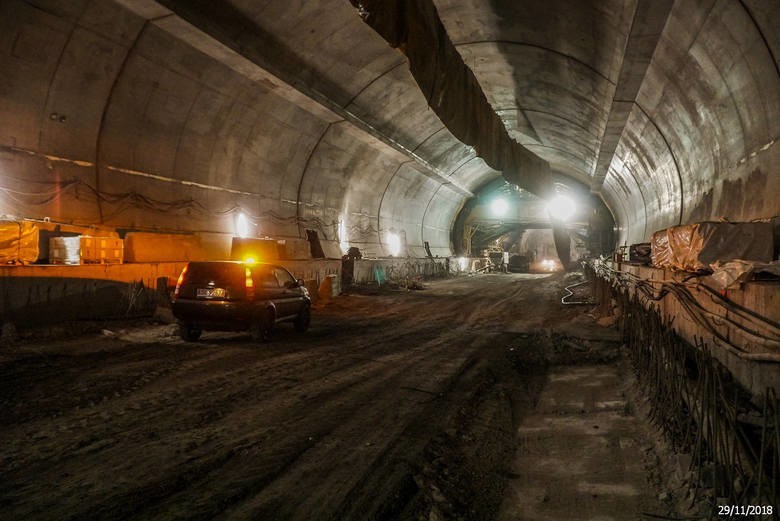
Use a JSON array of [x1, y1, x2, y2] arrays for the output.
[[597, 269, 779, 516]]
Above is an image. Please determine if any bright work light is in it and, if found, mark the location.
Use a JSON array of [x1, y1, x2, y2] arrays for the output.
[[386, 232, 401, 256], [236, 213, 250, 238], [491, 198, 509, 217], [546, 195, 576, 221], [338, 217, 348, 253]]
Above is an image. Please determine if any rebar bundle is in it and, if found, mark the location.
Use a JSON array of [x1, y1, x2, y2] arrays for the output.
[[614, 285, 779, 517]]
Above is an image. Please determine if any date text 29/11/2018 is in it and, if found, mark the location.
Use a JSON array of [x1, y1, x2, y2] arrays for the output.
[[717, 505, 773, 518]]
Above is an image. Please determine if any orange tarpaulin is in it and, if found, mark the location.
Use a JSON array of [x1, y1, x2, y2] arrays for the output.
[[650, 222, 773, 271], [0, 221, 38, 264]]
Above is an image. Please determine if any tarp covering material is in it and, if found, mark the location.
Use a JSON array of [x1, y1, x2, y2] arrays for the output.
[[350, 0, 552, 198], [710, 260, 780, 290], [650, 222, 774, 271], [0, 221, 39, 264], [124, 232, 205, 263], [629, 242, 652, 264]]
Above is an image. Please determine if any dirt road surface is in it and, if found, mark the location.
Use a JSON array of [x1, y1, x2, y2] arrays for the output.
[[0, 273, 670, 520]]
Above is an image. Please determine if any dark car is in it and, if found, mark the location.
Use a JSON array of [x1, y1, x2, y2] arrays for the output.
[[171, 261, 311, 342]]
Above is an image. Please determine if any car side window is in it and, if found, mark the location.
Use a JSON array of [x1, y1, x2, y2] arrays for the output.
[[273, 267, 295, 288], [253, 266, 279, 288]]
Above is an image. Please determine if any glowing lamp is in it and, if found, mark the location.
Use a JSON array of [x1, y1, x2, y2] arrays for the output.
[[546, 195, 575, 221], [338, 218, 348, 253], [236, 213, 250, 238], [386, 232, 401, 256], [491, 198, 508, 217]]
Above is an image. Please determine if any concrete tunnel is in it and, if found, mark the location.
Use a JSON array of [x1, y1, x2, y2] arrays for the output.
[[2, 0, 776, 258], [0, 0, 779, 519]]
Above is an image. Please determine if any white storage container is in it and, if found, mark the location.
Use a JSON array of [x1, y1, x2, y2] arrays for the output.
[[49, 237, 81, 265]]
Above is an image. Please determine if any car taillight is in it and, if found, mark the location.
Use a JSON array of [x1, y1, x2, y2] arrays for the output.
[[245, 268, 254, 301], [174, 265, 188, 298]]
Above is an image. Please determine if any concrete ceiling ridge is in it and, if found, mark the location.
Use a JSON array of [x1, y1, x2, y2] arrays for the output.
[[591, 0, 675, 192], [434, 0, 638, 187]]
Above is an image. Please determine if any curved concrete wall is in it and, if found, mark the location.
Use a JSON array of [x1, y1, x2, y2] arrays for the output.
[[605, 0, 780, 245], [437, 0, 779, 247], [0, 0, 496, 259], [1, 0, 778, 257]]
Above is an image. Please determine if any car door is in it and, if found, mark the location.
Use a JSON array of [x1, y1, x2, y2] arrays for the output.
[[272, 266, 303, 319], [252, 264, 285, 316]]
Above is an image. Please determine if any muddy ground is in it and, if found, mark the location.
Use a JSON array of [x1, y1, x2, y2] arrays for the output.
[[0, 272, 674, 520]]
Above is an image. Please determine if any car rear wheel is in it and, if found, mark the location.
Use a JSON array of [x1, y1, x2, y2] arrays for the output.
[[294, 304, 311, 332], [178, 323, 202, 341], [250, 309, 273, 342]]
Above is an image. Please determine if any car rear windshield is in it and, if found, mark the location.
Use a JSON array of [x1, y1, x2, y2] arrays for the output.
[[184, 263, 244, 288]]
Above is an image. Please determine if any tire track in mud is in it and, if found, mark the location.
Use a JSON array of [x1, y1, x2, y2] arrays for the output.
[[0, 273, 570, 521], [126, 324, 476, 519], [214, 329, 480, 520], [2, 317, 446, 468], [2, 318, 473, 518], [30, 326, 474, 520]]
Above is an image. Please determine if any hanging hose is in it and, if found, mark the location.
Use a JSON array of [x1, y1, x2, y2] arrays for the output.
[[561, 280, 595, 305]]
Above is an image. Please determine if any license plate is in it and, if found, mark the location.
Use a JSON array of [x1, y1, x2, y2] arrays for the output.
[[196, 287, 226, 298]]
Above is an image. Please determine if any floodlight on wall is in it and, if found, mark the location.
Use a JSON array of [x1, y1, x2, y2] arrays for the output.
[[236, 213, 251, 238], [338, 217, 349, 253], [491, 197, 509, 217], [386, 232, 401, 256], [546, 194, 576, 221]]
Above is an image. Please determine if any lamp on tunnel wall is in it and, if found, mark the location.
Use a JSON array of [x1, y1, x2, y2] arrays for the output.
[[338, 217, 349, 253], [546, 194, 576, 221], [386, 231, 401, 257], [236, 213, 251, 238], [491, 197, 509, 217]]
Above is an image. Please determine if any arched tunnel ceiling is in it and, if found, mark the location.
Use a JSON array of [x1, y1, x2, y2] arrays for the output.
[[0, 0, 778, 256], [433, 0, 779, 245], [435, 0, 636, 185]]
